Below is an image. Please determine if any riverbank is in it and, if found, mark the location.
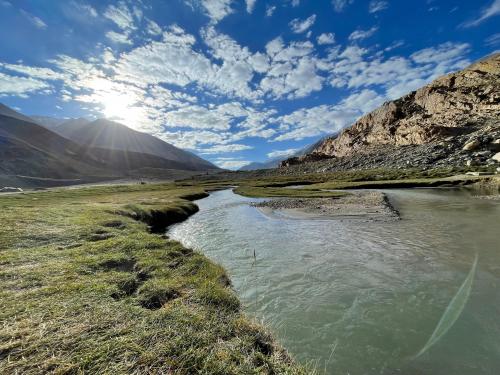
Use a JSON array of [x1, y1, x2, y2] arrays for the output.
[[0, 183, 307, 374], [253, 191, 399, 221]]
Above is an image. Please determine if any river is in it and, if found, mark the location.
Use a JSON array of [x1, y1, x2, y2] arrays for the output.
[[168, 188, 500, 374]]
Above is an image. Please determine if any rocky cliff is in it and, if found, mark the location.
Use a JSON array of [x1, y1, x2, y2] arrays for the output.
[[287, 53, 499, 172]]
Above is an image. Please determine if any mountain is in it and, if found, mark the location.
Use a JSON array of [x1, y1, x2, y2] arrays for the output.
[[0, 105, 219, 187], [239, 135, 331, 171], [0, 103, 34, 123], [281, 53, 500, 171], [49, 118, 217, 171], [29, 115, 66, 131]]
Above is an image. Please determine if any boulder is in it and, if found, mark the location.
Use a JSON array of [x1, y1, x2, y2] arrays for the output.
[[492, 152, 500, 162], [463, 139, 481, 151]]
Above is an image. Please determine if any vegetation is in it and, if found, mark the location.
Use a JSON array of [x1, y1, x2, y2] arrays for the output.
[[0, 183, 307, 374], [234, 185, 348, 198]]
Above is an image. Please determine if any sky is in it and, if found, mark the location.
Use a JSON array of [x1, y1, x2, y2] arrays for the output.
[[0, 0, 499, 169]]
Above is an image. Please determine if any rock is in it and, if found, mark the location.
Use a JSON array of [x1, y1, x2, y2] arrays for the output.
[[466, 159, 474, 167], [488, 139, 500, 152], [300, 53, 500, 161], [492, 152, 500, 162], [0, 187, 23, 193], [463, 139, 481, 151], [466, 171, 490, 176], [279, 153, 332, 168]]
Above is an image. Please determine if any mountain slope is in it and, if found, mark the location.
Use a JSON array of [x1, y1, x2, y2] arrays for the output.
[[54, 118, 217, 171], [0, 103, 35, 123], [29, 116, 66, 130], [0, 105, 220, 187], [312, 53, 500, 159], [0, 114, 199, 176]]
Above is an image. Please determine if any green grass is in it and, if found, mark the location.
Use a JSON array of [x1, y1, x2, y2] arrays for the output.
[[233, 185, 348, 198], [0, 183, 307, 374]]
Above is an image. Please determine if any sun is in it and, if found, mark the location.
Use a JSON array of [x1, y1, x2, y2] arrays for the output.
[[86, 77, 145, 130]]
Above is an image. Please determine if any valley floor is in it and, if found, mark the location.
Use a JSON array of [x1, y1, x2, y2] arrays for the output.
[[0, 169, 498, 374]]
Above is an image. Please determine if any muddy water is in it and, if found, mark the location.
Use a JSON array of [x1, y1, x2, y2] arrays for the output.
[[168, 189, 500, 374]]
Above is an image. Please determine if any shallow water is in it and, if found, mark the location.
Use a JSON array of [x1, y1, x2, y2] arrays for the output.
[[168, 189, 500, 374]]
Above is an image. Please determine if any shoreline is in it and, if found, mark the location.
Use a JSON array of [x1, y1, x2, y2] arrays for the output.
[[252, 191, 400, 222]]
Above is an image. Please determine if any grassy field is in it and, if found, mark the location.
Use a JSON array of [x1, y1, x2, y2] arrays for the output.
[[0, 183, 307, 374]]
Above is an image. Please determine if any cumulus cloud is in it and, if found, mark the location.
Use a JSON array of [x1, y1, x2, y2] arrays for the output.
[[348, 26, 378, 41], [289, 14, 316, 33], [331, 0, 354, 12], [106, 31, 133, 45], [0, 72, 50, 97], [146, 19, 162, 35], [273, 89, 384, 141], [195, 0, 234, 23], [246, 0, 257, 13], [265, 5, 276, 16], [369, 0, 388, 13], [317, 33, 335, 45], [103, 1, 135, 30], [462, 0, 500, 27]]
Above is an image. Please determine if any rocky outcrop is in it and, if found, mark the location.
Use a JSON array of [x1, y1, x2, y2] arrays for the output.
[[278, 153, 332, 168], [299, 53, 500, 168]]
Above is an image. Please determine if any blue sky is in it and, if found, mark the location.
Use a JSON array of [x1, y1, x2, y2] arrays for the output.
[[0, 0, 498, 169]]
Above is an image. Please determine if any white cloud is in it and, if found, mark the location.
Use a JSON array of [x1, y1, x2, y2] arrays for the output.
[[214, 159, 251, 169], [410, 42, 470, 65], [20, 10, 47, 29], [289, 14, 316, 33], [462, 0, 500, 27], [267, 148, 299, 159], [197, 0, 234, 23], [146, 19, 162, 36], [0, 63, 65, 81], [106, 30, 133, 45], [485, 33, 500, 46], [200, 144, 254, 154], [317, 33, 335, 45], [369, 0, 388, 13], [265, 5, 276, 16], [103, 1, 135, 30], [246, 0, 257, 13], [331, 0, 354, 12], [0, 72, 50, 97], [348, 26, 378, 41], [273, 89, 384, 141], [0, 1, 11, 7]]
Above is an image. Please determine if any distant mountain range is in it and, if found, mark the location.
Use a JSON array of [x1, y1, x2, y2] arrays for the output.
[[0, 104, 218, 187]]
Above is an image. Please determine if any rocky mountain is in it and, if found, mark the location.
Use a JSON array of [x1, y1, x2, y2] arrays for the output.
[[280, 53, 500, 172], [48, 118, 217, 171], [0, 105, 218, 187]]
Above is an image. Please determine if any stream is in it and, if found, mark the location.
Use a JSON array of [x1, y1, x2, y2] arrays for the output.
[[168, 188, 500, 374]]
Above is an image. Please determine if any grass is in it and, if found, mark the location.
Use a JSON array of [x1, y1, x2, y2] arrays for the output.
[[233, 185, 348, 198], [0, 182, 307, 374]]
